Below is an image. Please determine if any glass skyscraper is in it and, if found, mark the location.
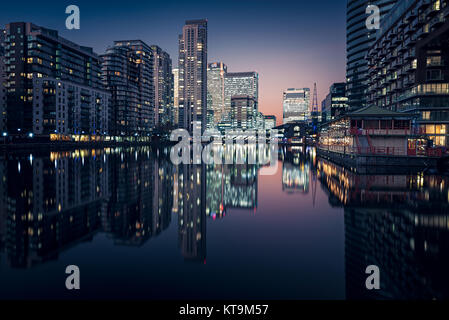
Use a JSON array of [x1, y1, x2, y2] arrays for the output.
[[207, 62, 227, 126], [346, 0, 397, 110]]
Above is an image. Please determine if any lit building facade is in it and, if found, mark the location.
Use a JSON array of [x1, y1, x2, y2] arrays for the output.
[[151, 45, 173, 126], [283, 88, 310, 123], [0, 29, 5, 134], [346, 0, 397, 110], [230, 95, 257, 130], [264, 115, 277, 130], [102, 40, 154, 137], [101, 45, 139, 136], [32, 78, 110, 138], [322, 82, 349, 122], [224, 72, 259, 119], [3, 22, 107, 137], [207, 62, 227, 126], [367, 0, 449, 148], [173, 68, 179, 126], [178, 19, 208, 133]]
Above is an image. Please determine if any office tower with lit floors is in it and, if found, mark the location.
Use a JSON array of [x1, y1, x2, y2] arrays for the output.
[[224, 72, 259, 118], [322, 82, 349, 122], [207, 62, 227, 126], [230, 95, 257, 130], [283, 88, 310, 123], [178, 19, 208, 133]]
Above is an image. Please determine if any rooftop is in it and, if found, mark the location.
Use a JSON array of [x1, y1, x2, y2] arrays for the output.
[[347, 105, 411, 118]]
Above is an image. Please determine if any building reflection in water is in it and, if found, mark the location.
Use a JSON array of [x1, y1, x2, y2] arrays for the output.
[[0, 148, 175, 267], [102, 148, 173, 246], [204, 144, 261, 219], [0, 145, 262, 267], [175, 164, 207, 262], [318, 158, 449, 299], [1, 150, 108, 268], [280, 146, 311, 194], [1, 146, 449, 300]]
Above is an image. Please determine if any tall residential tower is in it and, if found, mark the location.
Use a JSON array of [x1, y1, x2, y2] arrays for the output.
[[151, 45, 173, 126], [178, 19, 208, 133], [346, 0, 397, 110]]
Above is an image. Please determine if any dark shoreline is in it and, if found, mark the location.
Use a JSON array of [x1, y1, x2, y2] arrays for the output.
[[0, 140, 177, 152]]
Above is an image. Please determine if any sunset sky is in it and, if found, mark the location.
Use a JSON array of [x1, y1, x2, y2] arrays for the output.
[[0, 0, 347, 124]]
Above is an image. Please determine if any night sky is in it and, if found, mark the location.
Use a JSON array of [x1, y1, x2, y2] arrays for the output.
[[0, 0, 347, 123]]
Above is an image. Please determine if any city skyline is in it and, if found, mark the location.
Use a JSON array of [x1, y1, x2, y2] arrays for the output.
[[0, 0, 346, 125]]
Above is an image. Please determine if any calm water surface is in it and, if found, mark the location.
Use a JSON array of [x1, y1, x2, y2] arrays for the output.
[[0, 146, 448, 300]]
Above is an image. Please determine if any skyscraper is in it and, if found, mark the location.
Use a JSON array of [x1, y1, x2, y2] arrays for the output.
[[172, 68, 179, 126], [207, 62, 227, 126], [346, 0, 397, 110], [0, 29, 5, 134], [283, 88, 310, 124], [101, 40, 154, 137], [224, 72, 259, 121], [178, 19, 208, 133], [151, 45, 173, 126]]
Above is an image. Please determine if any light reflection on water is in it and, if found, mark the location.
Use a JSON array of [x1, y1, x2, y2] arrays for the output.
[[0, 146, 448, 300]]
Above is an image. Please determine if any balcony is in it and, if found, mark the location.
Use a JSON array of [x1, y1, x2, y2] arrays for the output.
[[429, 13, 445, 28], [387, 30, 395, 39], [405, 35, 417, 47], [404, 24, 410, 34], [445, 5, 449, 17], [417, 14, 428, 27], [404, 48, 416, 60], [398, 43, 407, 53], [409, 8, 418, 19], [386, 52, 396, 62], [417, 0, 432, 10], [417, 26, 430, 39], [393, 35, 403, 45], [427, 1, 441, 16], [392, 59, 402, 69]]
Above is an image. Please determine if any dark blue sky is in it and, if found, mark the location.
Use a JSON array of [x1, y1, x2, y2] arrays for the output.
[[0, 0, 347, 121]]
